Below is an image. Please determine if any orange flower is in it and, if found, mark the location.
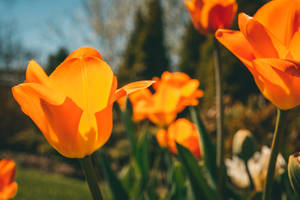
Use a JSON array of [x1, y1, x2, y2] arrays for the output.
[[117, 88, 152, 122], [12, 47, 154, 158], [185, 0, 237, 34], [156, 128, 168, 147], [163, 118, 201, 158], [139, 72, 204, 126], [216, 0, 300, 110], [0, 159, 17, 200]]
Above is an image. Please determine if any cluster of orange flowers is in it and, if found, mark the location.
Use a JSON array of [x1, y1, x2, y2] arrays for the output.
[[7, 0, 300, 197], [0, 159, 17, 200], [186, 0, 300, 110], [118, 71, 203, 157]]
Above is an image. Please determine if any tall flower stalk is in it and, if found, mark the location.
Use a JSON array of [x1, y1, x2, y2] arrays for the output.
[[79, 156, 103, 200], [213, 37, 225, 199], [263, 109, 287, 200]]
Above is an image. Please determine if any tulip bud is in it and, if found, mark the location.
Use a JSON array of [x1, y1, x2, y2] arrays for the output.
[[232, 129, 256, 162], [288, 152, 300, 196]]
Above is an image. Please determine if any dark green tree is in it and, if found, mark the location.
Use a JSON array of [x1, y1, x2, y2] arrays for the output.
[[118, 9, 146, 84], [139, 0, 169, 79], [118, 0, 169, 84], [46, 47, 68, 75], [178, 22, 206, 77]]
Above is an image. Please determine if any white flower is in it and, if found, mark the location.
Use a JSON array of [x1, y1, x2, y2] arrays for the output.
[[225, 156, 250, 188], [248, 145, 286, 191], [226, 145, 286, 191]]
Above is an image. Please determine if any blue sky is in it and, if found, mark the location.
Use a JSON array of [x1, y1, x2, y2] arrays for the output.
[[0, 0, 94, 65]]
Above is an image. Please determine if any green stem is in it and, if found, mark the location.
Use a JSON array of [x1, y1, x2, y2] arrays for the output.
[[263, 108, 286, 200], [213, 37, 225, 199], [79, 155, 103, 200]]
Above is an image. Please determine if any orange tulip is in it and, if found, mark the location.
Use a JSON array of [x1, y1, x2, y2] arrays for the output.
[[138, 72, 204, 126], [0, 159, 17, 200], [117, 88, 152, 122], [165, 118, 201, 158], [185, 0, 237, 34], [216, 0, 300, 110], [156, 128, 168, 147], [12, 47, 154, 158]]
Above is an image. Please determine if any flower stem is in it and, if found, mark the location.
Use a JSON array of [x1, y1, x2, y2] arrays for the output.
[[79, 155, 103, 200], [213, 37, 225, 199], [263, 108, 287, 200]]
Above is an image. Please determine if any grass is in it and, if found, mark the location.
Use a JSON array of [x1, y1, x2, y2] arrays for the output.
[[13, 167, 92, 200]]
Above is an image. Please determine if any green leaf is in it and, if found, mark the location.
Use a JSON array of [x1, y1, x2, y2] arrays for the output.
[[136, 129, 150, 182], [176, 143, 218, 200], [168, 161, 187, 200], [189, 106, 217, 178], [93, 151, 129, 200], [122, 98, 138, 158]]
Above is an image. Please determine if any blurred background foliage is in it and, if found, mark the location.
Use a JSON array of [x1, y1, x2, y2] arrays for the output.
[[0, 0, 299, 198]]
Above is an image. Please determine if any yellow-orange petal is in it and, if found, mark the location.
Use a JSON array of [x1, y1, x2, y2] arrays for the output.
[[238, 13, 280, 59], [0, 159, 17, 200], [25, 60, 49, 85], [40, 97, 83, 158], [254, 0, 300, 46], [156, 129, 168, 147], [12, 83, 66, 134], [252, 58, 300, 109], [95, 105, 113, 149], [215, 29, 255, 70], [64, 47, 102, 62], [148, 111, 178, 127], [112, 80, 155, 102], [0, 182, 17, 200], [0, 160, 16, 185], [289, 30, 300, 60], [79, 105, 113, 157], [50, 56, 114, 113]]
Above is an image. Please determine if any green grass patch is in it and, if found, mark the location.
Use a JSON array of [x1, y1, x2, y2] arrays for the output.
[[13, 167, 92, 200]]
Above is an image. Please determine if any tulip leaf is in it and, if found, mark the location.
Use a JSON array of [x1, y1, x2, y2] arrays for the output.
[[122, 98, 138, 158], [167, 161, 187, 200], [176, 143, 218, 200], [189, 107, 217, 178], [136, 128, 150, 182], [93, 151, 129, 200]]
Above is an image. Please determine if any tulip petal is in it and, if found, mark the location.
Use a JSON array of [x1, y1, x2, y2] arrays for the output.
[[252, 58, 300, 109], [0, 182, 17, 199], [0, 160, 16, 185], [50, 56, 114, 113], [94, 105, 113, 150], [181, 80, 200, 97], [41, 97, 84, 158], [254, 0, 300, 46], [64, 47, 102, 62], [25, 60, 49, 85], [254, 58, 300, 77], [239, 13, 283, 59], [289, 30, 300, 60], [112, 80, 155, 102], [206, 0, 237, 31], [252, 58, 291, 94], [12, 83, 65, 134], [215, 29, 255, 70]]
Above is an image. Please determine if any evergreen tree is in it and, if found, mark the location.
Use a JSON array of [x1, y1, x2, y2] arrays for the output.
[[178, 22, 205, 77], [118, 0, 169, 84], [139, 0, 169, 79], [46, 47, 68, 75], [118, 9, 146, 84]]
